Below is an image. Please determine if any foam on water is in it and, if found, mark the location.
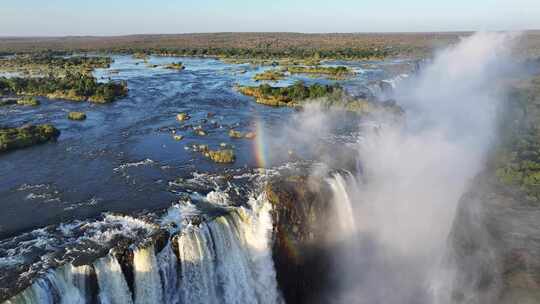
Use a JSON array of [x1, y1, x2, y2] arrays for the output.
[[2, 170, 284, 304]]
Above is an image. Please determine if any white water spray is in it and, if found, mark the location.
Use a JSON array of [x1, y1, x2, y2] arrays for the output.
[[327, 32, 521, 304], [94, 254, 134, 304]]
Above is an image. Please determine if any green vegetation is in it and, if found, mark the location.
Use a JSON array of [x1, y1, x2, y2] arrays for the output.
[[188, 143, 236, 163], [254, 70, 285, 81], [0, 73, 128, 103], [285, 66, 353, 79], [494, 76, 540, 201], [16, 96, 39, 106], [150, 47, 395, 61], [0, 33, 474, 61], [224, 57, 322, 66], [68, 111, 87, 121], [0, 53, 127, 103], [0, 124, 60, 153], [0, 54, 111, 77], [228, 129, 243, 138], [238, 81, 343, 107], [207, 149, 236, 163], [164, 62, 185, 70], [238, 81, 403, 116]]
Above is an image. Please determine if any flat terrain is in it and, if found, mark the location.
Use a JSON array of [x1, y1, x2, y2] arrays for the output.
[[1, 31, 539, 58]]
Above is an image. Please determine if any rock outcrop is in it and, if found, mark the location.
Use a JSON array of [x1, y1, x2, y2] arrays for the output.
[[266, 175, 334, 304], [68, 111, 87, 121], [448, 172, 540, 303], [207, 149, 235, 163]]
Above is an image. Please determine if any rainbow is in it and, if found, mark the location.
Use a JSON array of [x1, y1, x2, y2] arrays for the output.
[[253, 119, 268, 168]]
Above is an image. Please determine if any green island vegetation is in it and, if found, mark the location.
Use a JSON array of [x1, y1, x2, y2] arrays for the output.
[[0, 54, 111, 77], [228, 129, 256, 139], [253, 70, 285, 81], [238, 81, 343, 107], [207, 149, 236, 164], [188, 143, 236, 164], [0, 72, 128, 103], [493, 75, 540, 202], [164, 62, 185, 70], [237, 81, 403, 115], [0, 124, 60, 153], [285, 66, 354, 79], [16, 96, 40, 106], [68, 111, 87, 121]]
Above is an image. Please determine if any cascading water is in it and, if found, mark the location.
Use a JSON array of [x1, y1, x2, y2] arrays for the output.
[[133, 245, 163, 304], [326, 173, 357, 237], [156, 241, 179, 304], [4, 265, 90, 304], [3, 191, 282, 304], [177, 225, 219, 304], [94, 255, 134, 304], [323, 32, 520, 304]]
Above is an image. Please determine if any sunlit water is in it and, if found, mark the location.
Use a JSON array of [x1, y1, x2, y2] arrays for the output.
[[0, 55, 412, 301]]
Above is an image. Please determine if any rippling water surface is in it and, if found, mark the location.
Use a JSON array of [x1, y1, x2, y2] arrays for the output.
[[0, 56, 411, 299], [0, 56, 406, 237]]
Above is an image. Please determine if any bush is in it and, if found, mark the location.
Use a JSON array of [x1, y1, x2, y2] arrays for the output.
[[68, 111, 87, 121], [16, 96, 40, 106], [0, 124, 60, 153]]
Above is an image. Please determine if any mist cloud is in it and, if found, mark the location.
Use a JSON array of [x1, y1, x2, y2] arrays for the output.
[[323, 32, 521, 304]]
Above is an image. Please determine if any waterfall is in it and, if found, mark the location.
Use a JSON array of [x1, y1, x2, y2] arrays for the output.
[[174, 202, 282, 304], [94, 254, 133, 304], [177, 225, 219, 304], [133, 245, 163, 304], [327, 173, 357, 237], [208, 215, 259, 303], [65, 265, 93, 303], [157, 241, 179, 304], [3, 265, 87, 304], [3, 193, 282, 304]]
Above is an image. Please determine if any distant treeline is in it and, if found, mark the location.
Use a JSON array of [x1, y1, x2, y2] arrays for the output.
[[0, 32, 466, 58], [0, 54, 110, 67], [145, 47, 396, 60], [0, 47, 404, 61]]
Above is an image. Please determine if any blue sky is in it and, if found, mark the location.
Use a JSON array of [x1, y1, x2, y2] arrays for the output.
[[1, 0, 539, 36]]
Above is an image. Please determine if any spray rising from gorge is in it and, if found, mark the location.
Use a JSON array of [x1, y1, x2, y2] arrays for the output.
[[323, 32, 521, 303]]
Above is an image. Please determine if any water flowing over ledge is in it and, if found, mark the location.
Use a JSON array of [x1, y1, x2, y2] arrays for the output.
[[1, 170, 284, 304], [3, 207, 282, 304]]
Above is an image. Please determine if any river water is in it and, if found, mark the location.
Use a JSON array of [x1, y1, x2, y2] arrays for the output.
[[0, 55, 412, 302]]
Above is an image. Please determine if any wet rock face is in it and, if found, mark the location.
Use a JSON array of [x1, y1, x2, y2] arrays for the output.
[[448, 174, 540, 304], [266, 175, 334, 304]]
